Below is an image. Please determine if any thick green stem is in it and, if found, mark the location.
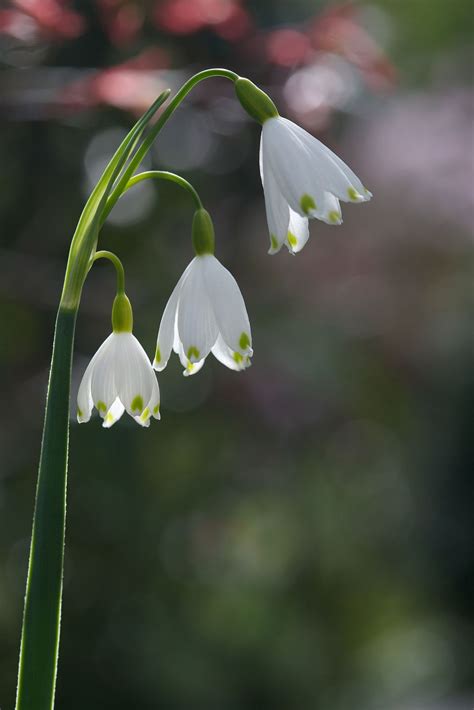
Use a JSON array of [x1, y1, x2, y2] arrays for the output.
[[15, 307, 77, 710]]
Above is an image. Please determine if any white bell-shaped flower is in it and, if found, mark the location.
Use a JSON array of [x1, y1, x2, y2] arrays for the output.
[[153, 254, 253, 376], [77, 293, 160, 428], [259, 116, 372, 254]]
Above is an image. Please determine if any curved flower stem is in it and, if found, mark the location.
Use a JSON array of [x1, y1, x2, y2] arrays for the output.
[[102, 171, 202, 224], [94, 250, 126, 293], [104, 68, 238, 220]]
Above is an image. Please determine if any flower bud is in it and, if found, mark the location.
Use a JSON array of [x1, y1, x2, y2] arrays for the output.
[[192, 208, 215, 255], [234, 78, 278, 124]]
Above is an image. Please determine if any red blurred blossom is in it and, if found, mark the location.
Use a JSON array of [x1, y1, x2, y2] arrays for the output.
[[60, 48, 170, 114], [0, 8, 37, 41], [309, 3, 396, 90], [97, 0, 144, 47], [213, 4, 252, 41], [266, 28, 312, 68], [11, 0, 85, 39], [154, 0, 251, 41]]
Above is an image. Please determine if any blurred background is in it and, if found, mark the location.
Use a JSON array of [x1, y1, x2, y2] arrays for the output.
[[0, 1, 473, 708]]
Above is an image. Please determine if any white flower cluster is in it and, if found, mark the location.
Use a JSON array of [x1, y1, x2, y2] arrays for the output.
[[77, 84, 370, 428]]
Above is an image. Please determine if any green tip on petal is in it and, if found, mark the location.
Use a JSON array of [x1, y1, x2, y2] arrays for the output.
[[97, 400, 107, 413], [328, 210, 342, 224], [300, 194, 316, 215], [155, 346, 161, 364], [139, 407, 151, 423], [347, 187, 360, 201], [270, 234, 279, 251], [153, 404, 160, 416], [105, 412, 114, 425], [77, 407, 83, 418], [239, 332, 251, 350], [131, 395, 144, 413], [287, 232, 298, 247], [187, 345, 200, 361], [233, 351, 244, 364]]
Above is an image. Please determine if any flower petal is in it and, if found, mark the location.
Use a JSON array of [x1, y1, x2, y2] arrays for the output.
[[77, 333, 115, 422], [211, 334, 252, 371], [90, 334, 119, 417], [262, 117, 324, 216], [259, 135, 289, 253], [176, 257, 219, 365], [135, 374, 161, 425], [286, 209, 310, 254], [102, 397, 125, 429], [113, 333, 155, 416], [202, 255, 252, 357], [154, 261, 193, 371], [281, 117, 371, 203]]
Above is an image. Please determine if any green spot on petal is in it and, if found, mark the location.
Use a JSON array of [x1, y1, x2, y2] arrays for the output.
[[105, 412, 114, 424], [328, 210, 342, 224], [347, 187, 359, 201], [270, 234, 279, 251], [97, 401, 107, 413], [131, 395, 144, 413], [300, 194, 316, 215], [140, 407, 150, 422], [153, 404, 160, 415], [233, 351, 244, 364], [287, 232, 298, 247], [239, 332, 250, 350], [187, 346, 200, 361], [77, 407, 83, 418], [155, 346, 161, 363]]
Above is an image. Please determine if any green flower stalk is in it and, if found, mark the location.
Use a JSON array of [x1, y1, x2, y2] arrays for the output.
[[14, 69, 239, 710]]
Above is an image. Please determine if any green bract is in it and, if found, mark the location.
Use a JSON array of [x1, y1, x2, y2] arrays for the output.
[[234, 77, 279, 124], [112, 293, 133, 333], [192, 208, 215, 255]]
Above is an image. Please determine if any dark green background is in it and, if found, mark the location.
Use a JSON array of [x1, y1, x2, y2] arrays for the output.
[[1, 1, 473, 708]]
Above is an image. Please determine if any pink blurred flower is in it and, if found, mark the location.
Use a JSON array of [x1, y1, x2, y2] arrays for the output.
[[60, 48, 170, 114], [309, 3, 396, 91], [11, 0, 85, 39], [154, 0, 251, 41], [266, 28, 311, 68]]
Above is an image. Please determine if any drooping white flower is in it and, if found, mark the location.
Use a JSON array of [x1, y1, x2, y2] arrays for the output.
[[153, 254, 253, 376], [77, 294, 160, 428], [259, 116, 372, 254]]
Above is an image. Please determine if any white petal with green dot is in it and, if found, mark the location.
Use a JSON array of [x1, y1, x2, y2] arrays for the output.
[[259, 115, 371, 236], [286, 209, 310, 254], [153, 261, 193, 371], [211, 334, 251, 371], [154, 253, 253, 375], [176, 257, 218, 365], [77, 334, 114, 423], [202, 255, 252, 356], [259, 138, 289, 253], [280, 117, 371, 203], [262, 117, 325, 216], [77, 331, 160, 428]]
